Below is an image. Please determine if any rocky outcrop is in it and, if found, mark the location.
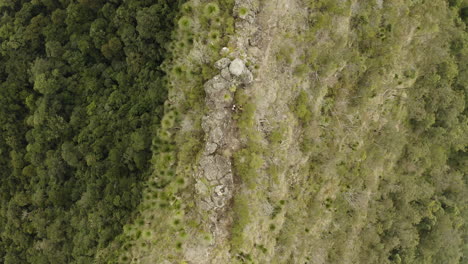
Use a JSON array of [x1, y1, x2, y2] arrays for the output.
[[185, 1, 260, 262], [191, 55, 253, 261], [195, 56, 254, 208]]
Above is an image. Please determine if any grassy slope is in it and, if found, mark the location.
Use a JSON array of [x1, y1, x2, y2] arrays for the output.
[[101, 0, 467, 263], [231, 1, 468, 263]]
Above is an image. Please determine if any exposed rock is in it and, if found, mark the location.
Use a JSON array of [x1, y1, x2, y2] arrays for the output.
[[195, 180, 209, 195], [199, 154, 231, 182], [183, 242, 211, 264], [198, 198, 213, 212], [248, 46, 261, 58], [204, 76, 229, 96], [214, 58, 231, 70], [213, 155, 232, 175], [211, 127, 224, 144], [191, 29, 254, 262], [200, 156, 222, 181], [219, 173, 233, 187], [220, 47, 230, 56], [229, 58, 245, 76], [212, 196, 225, 208], [205, 142, 218, 154], [215, 185, 227, 196], [221, 68, 232, 81], [240, 69, 254, 84], [249, 31, 262, 46], [201, 115, 211, 133]]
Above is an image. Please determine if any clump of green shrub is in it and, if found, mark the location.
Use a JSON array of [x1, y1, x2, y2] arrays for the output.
[[276, 45, 294, 64], [293, 64, 309, 77], [268, 126, 287, 145], [269, 224, 276, 231], [238, 7, 249, 17], [181, 3, 194, 14], [178, 16, 193, 30], [204, 3, 220, 17], [291, 90, 312, 124], [267, 165, 282, 185], [234, 149, 264, 189], [208, 30, 221, 41], [161, 111, 176, 130], [231, 194, 251, 251]]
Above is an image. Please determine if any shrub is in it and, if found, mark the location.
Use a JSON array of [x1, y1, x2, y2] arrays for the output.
[[293, 64, 309, 77], [238, 7, 249, 17], [234, 148, 263, 189], [292, 90, 312, 124], [178, 16, 193, 30], [268, 126, 286, 145], [208, 30, 221, 41], [203, 3, 220, 17], [276, 45, 294, 64], [231, 194, 250, 250]]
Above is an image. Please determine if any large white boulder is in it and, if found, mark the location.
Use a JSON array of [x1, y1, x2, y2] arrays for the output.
[[229, 58, 245, 76]]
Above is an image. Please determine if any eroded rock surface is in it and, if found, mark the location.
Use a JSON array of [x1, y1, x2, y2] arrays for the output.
[[191, 54, 254, 262], [186, 2, 258, 262]]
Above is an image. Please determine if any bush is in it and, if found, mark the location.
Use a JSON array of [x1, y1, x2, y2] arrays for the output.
[[178, 16, 193, 30], [231, 194, 251, 250], [204, 3, 220, 17], [292, 90, 312, 124], [238, 7, 249, 17], [234, 148, 263, 189], [276, 45, 294, 64]]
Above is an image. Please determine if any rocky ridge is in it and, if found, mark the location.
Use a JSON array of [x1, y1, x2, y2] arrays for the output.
[[186, 55, 253, 262]]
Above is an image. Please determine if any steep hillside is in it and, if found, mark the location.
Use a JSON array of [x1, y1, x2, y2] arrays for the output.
[[99, 0, 467, 263], [0, 0, 467, 263]]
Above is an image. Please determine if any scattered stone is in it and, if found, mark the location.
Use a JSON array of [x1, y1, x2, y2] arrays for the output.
[[195, 180, 209, 195], [204, 76, 229, 96], [219, 173, 233, 186], [240, 69, 254, 84], [201, 115, 211, 133], [200, 156, 221, 181], [214, 185, 226, 196], [244, 15, 255, 24], [220, 47, 229, 55], [213, 197, 225, 208], [229, 58, 245, 76], [205, 142, 218, 154], [200, 154, 232, 182], [214, 58, 231, 70], [199, 199, 212, 211], [213, 155, 231, 176], [212, 110, 229, 121], [221, 68, 232, 81], [211, 127, 223, 144]]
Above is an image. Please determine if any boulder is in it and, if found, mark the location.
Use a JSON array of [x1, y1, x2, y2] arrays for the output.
[[240, 69, 254, 84], [214, 58, 231, 70], [221, 68, 232, 80], [229, 58, 245, 76], [205, 142, 218, 155]]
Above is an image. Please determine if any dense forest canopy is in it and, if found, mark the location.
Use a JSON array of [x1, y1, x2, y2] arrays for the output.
[[0, 0, 183, 263]]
